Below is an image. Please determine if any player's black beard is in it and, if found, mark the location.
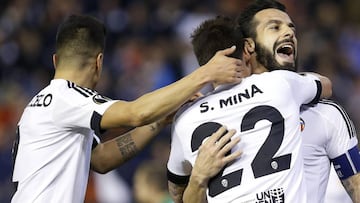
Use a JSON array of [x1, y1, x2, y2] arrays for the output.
[[255, 41, 298, 72]]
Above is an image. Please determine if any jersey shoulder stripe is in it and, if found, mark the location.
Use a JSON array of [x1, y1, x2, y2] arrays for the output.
[[67, 81, 97, 98], [319, 99, 356, 139]]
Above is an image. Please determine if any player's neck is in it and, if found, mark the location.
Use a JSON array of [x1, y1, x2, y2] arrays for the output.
[[250, 57, 268, 74], [252, 65, 268, 74], [54, 67, 96, 89]]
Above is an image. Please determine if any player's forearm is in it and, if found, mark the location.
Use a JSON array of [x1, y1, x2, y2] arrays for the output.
[[168, 181, 187, 203], [127, 67, 211, 125], [100, 67, 209, 129], [342, 173, 360, 203], [101, 47, 241, 129], [183, 174, 208, 203], [318, 75, 332, 98], [91, 120, 167, 173]]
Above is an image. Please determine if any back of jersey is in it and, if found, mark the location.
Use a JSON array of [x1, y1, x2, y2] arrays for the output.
[[167, 70, 321, 203], [12, 79, 116, 203]]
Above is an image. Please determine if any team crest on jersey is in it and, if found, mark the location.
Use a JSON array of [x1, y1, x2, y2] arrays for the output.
[[93, 94, 112, 104], [300, 118, 305, 132], [255, 188, 285, 203]]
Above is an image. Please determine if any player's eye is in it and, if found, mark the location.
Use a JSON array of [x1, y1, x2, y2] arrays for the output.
[[269, 25, 279, 30]]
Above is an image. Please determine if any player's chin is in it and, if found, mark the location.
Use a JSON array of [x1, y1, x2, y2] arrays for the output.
[[276, 60, 297, 71]]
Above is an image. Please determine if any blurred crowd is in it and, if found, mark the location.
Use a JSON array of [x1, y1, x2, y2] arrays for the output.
[[0, 0, 360, 202]]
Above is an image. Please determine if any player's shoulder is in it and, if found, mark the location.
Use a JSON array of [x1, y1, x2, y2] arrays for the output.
[[267, 69, 298, 77], [173, 103, 191, 122], [174, 86, 233, 122], [304, 99, 355, 131], [52, 79, 107, 105], [60, 80, 97, 99], [174, 96, 207, 123], [32, 79, 114, 112], [311, 99, 350, 117], [258, 70, 300, 84]]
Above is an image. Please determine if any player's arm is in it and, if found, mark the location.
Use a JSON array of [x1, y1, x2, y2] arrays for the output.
[[323, 100, 360, 202], [90, 116, 171, 173], [100, 46, 243, 129], [300, 72, 332, 99], [341, 173, 360, 202], [168, 182, 187, 203], [331, 145, 360, 203], [182, 127, 242, 203]]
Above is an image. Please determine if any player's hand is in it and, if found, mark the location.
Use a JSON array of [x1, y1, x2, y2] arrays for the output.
[[191, 126, 242, 187], [202, 46, 249, 85]]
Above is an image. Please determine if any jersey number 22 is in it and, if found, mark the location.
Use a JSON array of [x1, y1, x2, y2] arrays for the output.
[[191, 105, 291, 197]]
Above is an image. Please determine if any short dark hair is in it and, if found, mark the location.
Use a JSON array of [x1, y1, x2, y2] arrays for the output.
[[237, 0, 286, 39], [191, 16, 244, 66], [55, 14, 106, 60]]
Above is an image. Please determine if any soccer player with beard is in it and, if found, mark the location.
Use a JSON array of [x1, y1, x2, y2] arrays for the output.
[[166, 15, 332, 203], [168, 1, 360, 203], [237, 1, 360, 202]]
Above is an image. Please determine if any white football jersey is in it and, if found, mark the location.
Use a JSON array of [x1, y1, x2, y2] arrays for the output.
[[11, 79, 116, 203], [167, 70, 322, 203], [300, 100, 359, 203]]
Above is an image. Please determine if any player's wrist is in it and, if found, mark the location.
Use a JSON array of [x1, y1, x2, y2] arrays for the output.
[[192, 64, 213, 85], [189, 169, 210, 188]]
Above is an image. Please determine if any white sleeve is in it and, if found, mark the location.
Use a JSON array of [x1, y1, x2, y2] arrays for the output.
[[53, 93, 117, 136], [275, 70, 322, 106], [318, 100, 360, 180], [322, 100, 358, 159], [167, 124, 192, 184]]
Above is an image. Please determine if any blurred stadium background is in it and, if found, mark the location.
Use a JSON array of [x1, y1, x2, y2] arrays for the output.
[[1, 0, 360, 202]]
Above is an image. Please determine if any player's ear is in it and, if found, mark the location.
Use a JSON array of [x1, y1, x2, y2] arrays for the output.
[[243, 38, 254, 61], [244, 38, 255, 56], [52, 54, 58, 69], [96, 52, 103, 73]]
